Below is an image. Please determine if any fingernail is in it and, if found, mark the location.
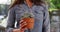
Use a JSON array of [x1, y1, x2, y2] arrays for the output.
[[24, 22, 26, 23]]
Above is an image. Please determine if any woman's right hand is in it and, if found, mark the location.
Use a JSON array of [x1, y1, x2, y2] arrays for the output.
[[13, 20, 27, 32], [20, 20, 27, 29]]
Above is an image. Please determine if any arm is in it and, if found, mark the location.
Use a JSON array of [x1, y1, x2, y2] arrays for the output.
[[43, 5, 50, 32], [6, 7, 15, 32]]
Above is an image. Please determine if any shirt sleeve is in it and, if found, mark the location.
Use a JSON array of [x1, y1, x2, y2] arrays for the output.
[[43, 5, 50, 32], [6, 7, 15, 32]]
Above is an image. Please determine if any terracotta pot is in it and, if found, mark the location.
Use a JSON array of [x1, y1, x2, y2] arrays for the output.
[[20, 17, 34, 32], [22, 17, 34, 29]]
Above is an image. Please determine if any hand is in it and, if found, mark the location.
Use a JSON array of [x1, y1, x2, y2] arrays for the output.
[[19, 20, 27, 31], [13, 20, 27, 32], [20, 20, 27, 28]]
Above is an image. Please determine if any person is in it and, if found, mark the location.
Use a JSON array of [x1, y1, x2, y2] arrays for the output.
[[6, 0, 50, 32]]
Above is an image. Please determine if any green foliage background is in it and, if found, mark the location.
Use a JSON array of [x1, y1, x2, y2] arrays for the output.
[[51, 0, 60, 9], [46, 0, 60, 11]]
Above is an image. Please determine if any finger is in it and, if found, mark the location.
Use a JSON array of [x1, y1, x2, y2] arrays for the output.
[[20, 22, 27, 26], [21, 23, 27, 28], [20, 23, 27, 29], [19, 20, 24, 24], [19, 22, 27, 29]]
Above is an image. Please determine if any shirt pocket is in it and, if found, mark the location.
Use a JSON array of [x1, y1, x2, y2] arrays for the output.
[[34, 10, 44, 21], [33, 6, 44, 17]]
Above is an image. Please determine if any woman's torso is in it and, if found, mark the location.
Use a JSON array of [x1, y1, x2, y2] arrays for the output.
[[14, 3, 44, 32]]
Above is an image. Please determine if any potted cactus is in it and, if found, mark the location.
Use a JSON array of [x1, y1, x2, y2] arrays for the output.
[[20, 11, 34, 32]]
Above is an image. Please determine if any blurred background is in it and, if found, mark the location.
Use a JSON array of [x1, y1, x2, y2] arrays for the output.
[[0, 0, 60, 32]]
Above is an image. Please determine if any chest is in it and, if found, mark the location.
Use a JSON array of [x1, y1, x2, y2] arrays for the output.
[[14, 5, 44, 22]]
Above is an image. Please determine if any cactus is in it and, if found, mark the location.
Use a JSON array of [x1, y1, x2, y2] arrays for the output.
[[20, 11, 34, 32]]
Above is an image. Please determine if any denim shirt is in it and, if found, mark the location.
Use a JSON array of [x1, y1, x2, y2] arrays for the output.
[[6, 3, 50, 32]]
